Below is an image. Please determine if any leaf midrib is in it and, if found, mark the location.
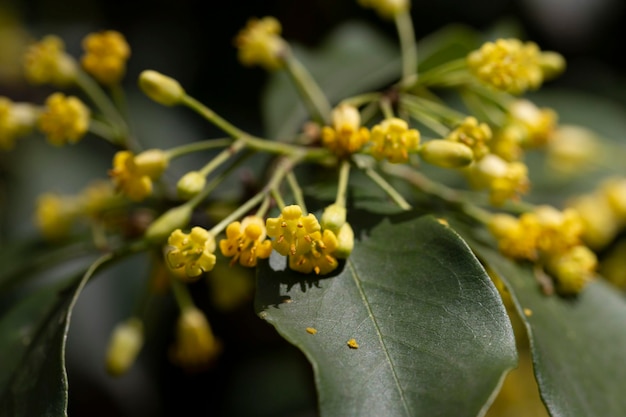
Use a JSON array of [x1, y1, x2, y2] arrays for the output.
[[347, 259, 412, 417]]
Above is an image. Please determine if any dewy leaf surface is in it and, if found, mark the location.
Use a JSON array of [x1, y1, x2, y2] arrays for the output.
[[453, 219, 626, 417], [256, 214, 517, 417]]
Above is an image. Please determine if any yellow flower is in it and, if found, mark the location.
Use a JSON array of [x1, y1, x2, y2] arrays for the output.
[[488, 213, 540, 261], [0, 96, 38, 150], [468, 154, 529, 206], [321, 104, 370, 157], [234, 16, 287, 71], [108, 149, 167, 202], [358, 0, 410, 19], [38, 92, 90, 146], [80, 180, 122, 217], [22, 35, 77, 86], [546, 125, 600, 175], [532, 205, 584, 255], [109, 151, 152, 201], [369, 117, 420, 163], [467, 39, 546, 94], [219, 216, 273, 267], [446, 116, 492, 160], [166, 227, 217, 279], [546, 245, 597, 295], [81, 30, 131, 85], [507, 100, 557, 148], [35, 192, 78, 240], [266, 205, 320, 256], [567, 192, 620, 252], [170, 308, 221, 371], [289, 229, 339, 275], [105, 318, 144, 376]]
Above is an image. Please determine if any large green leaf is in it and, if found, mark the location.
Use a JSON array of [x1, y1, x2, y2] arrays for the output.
[[452, 219, 626, 417], [0, 253, 113, 417], [255, 213, 517, 417]]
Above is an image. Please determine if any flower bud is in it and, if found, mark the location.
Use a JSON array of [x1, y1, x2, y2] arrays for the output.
[[105, 318, 144, 376], [321, 204, 346, 233], [333, 222, 354, 259], [177, 171, 206, 200], [539, 51, 566, 81], [419, 140, 474, 168], [134, 148, 169, 179], [144, 204, 193, 243], [138, 70, 185, 106]]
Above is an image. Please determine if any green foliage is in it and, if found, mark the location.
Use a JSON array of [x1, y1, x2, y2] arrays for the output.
[[2, 4, 626, 417], [256, 214, 516, 417]]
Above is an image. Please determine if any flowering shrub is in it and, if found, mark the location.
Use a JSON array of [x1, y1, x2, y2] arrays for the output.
[[2, 1, 626, 416]]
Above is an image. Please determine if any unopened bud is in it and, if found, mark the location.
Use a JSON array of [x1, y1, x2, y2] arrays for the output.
[[539, 51, 566, 81], [177, 171, 206, 200], [321, 204, 346, 233], [333, 222, 354, 259], [138, 70, 185, 106], [419, 140, 474, 168], [134, 149, 169, 179], [105, 318, 144, 376], [145, 204, 193, 243]]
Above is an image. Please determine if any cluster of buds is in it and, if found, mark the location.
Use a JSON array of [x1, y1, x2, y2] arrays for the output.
[[265, 205, 353, 275], [35, 180, 124, 241], [467, 38, 565, 95], [489, 206, 597, 294]]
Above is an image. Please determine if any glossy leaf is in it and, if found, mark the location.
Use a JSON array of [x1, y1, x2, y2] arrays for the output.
[[452, 219, 626, 417], [256, 214, 517, 417], [0, 253, 113, 417]]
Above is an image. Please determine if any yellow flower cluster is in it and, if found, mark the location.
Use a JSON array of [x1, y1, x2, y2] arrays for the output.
[[467, 39, 564, 95], [567, 177, 626, 251], [466, 154, 529, 206], [170, 308, 221, 371], [369, 117, 420, 164], [234, 16, 287, 71], [266, 205, 343, 275], [321, 104, 370, 157], [108, 149, 169, 201], [22, 35, 77, 86], [446, 116, 492, 160], [35, 192, 79, 241], [166, 227, 217, 279], [545, 125, 600, 175], [81, 30, 131, 85], [358, 0, 410, 19], [219, 216, 272, 267], [0, 96, 38, 150], [38, 92, 90, 146], [35, 180, 122, 240], [491, 100, 558, 162], [489, 205, 596, 294]]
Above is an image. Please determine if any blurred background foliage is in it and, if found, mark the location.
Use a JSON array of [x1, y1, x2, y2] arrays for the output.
[[1, 0, 626, 416]]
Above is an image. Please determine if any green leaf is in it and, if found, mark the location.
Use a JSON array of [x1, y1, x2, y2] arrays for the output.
[[0, 253, 113, 417], [452, 219, 626, 417], [256, 214, 517, 417]]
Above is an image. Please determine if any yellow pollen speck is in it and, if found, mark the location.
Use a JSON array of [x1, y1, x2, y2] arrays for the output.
[[347, 338, 359, 349], [437, 218, 449, 226], [306, 327, 317, 335], [524, 308, 533, 317]]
